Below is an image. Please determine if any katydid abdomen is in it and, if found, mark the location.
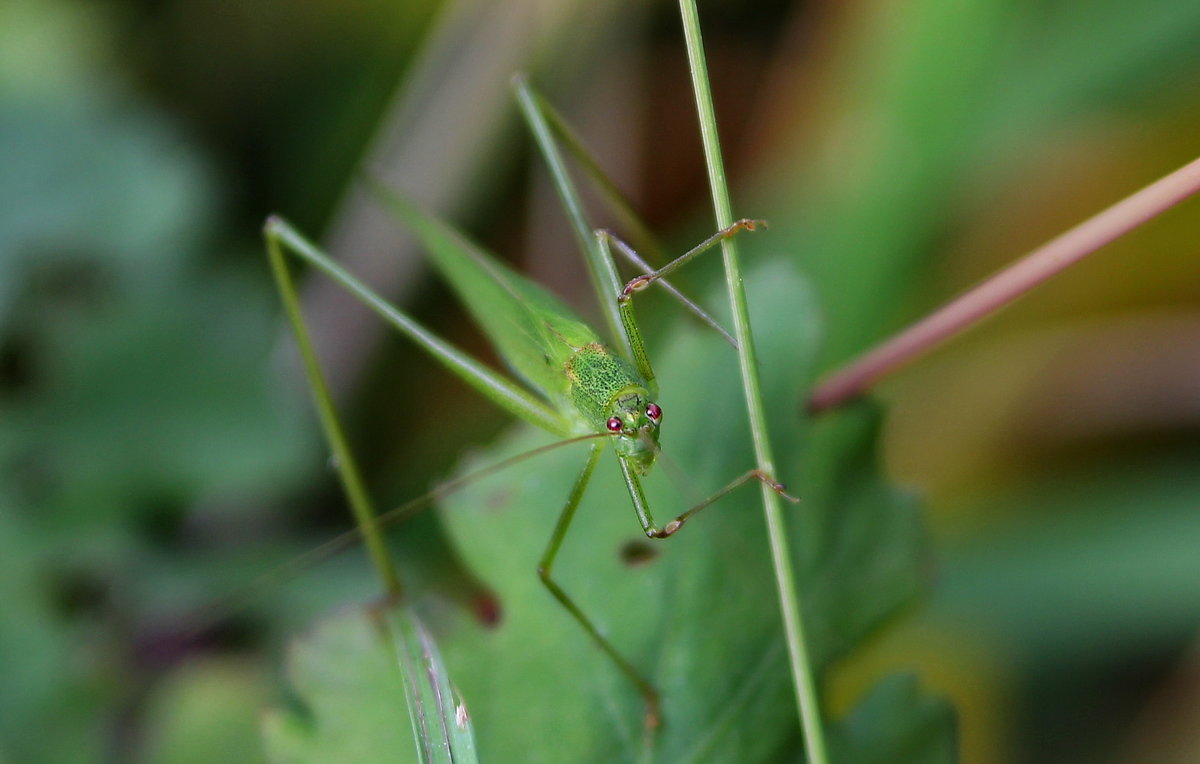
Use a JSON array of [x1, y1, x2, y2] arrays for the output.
[[375, 185, 666, 474]]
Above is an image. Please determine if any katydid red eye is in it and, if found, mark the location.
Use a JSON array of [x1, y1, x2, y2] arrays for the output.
[[606, 417, 623, 432], [646, 403, 662, 421]]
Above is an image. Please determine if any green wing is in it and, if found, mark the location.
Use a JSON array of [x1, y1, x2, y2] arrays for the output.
[[373, 185, 604, 412]]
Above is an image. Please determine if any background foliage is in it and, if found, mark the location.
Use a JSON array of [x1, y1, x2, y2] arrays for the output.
[[3, 0, 1200, 761]]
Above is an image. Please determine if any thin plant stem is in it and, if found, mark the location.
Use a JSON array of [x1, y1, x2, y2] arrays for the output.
[[265, 217, 402, 597], [809, 153, 1200, 413], [677, 3, 829, 762]]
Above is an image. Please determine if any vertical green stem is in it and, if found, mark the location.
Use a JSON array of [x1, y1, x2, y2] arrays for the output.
[[266, 221, 402, 596], [676, 4, 828, 762]]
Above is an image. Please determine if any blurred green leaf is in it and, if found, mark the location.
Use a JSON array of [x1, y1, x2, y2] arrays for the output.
[[0, 2, 315, 761], [0, 489, 101, 763], [139, 659, 271, 764], [934, 452, 1200, 667], [831, 673, 957, 764], [776, 0, 1200, 366]]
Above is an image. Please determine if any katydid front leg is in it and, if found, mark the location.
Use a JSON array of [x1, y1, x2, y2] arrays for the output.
[[534, 441, 796, 732], [594, 219, 764, 388], [619, 459, 799, 539], [599, 220, 797, 534], [536, 440, 663, 730]]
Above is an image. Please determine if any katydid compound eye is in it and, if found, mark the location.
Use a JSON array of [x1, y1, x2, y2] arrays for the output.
[[646, 403, 662, 421], [606, 417, 623, 432]]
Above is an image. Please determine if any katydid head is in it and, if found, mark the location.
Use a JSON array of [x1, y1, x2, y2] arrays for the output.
[[606, 390, 662, 476]]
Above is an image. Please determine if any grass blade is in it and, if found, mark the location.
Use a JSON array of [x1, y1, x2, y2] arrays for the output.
[[380, 606, 480, 764], [262, 604, 479, 763], [676, 2, 829, 761]]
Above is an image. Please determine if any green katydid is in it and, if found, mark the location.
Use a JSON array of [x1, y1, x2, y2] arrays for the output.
[[262, 82, 796, 731]]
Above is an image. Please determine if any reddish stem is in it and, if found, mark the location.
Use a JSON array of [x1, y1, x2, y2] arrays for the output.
[[809, 154, 1200, 413]]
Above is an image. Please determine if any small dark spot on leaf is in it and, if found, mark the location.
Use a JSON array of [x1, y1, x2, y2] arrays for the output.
[[472, 592, 502, 628], [619, 540, 659, 567]]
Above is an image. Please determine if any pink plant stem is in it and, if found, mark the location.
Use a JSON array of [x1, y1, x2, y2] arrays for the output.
[[809, 154, 1200, 413]]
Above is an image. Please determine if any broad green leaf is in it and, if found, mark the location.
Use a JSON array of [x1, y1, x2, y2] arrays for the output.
[[426, 261, 945, 761]]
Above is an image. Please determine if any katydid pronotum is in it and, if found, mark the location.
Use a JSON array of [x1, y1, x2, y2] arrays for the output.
[[262, 106, 796, 730]]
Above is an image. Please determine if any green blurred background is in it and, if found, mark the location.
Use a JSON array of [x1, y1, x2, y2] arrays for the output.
[[2, 0, 1199, 761]]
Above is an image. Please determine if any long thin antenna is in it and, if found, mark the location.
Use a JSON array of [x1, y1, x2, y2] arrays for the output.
[[184, 432, 612, 636]]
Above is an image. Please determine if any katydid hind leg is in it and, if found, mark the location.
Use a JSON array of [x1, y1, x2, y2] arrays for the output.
[[264, 216, 566, 435], [264, 218, 403, 596], [265, 218, 513, 621], [537, 441, 662, 730]]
